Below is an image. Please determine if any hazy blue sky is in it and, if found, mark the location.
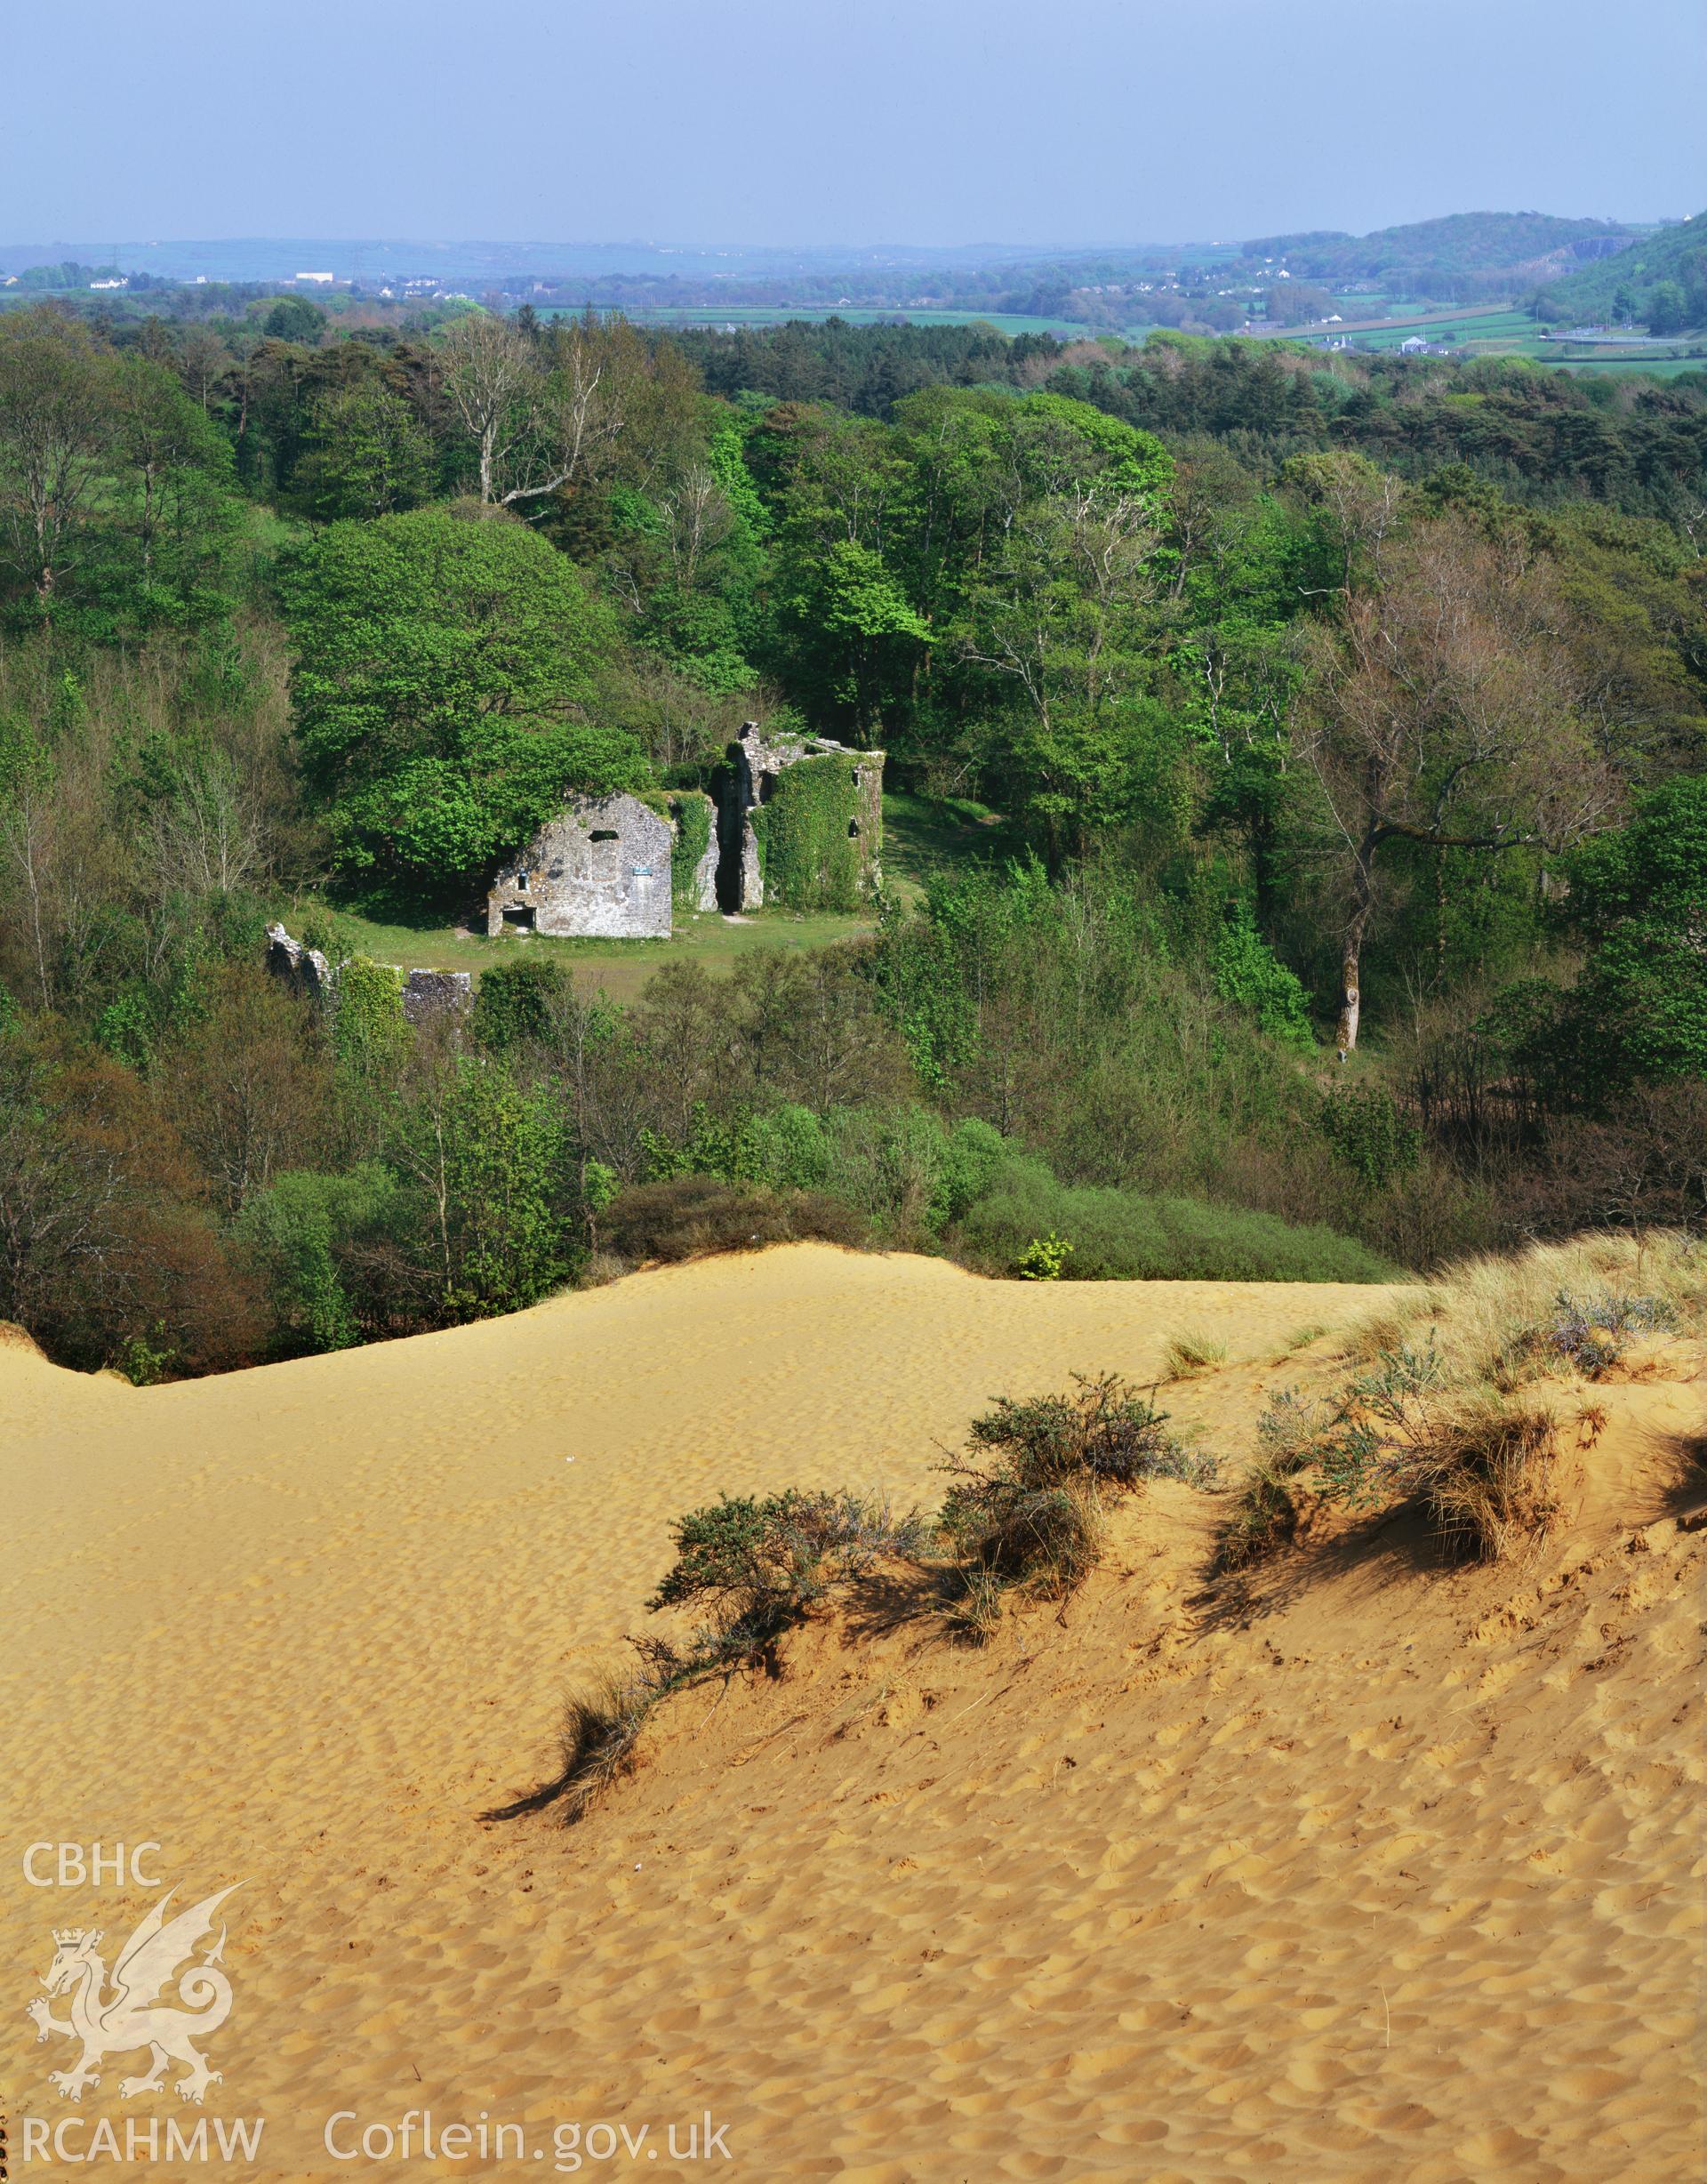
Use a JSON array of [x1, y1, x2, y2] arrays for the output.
[[6, 0, 1702, 245]]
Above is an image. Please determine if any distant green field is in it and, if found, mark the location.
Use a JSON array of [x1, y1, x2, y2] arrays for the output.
[[1547, 355, 1707, 379], [1285, 301, 1698, 377], [540, 303, 1090, 338], [1353, 307, 1541, 350]]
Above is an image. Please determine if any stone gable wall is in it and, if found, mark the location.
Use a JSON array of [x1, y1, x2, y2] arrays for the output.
[[487, 792, 673, 940]]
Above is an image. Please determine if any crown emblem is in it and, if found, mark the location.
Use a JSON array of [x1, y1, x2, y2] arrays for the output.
[[52, 1928, 101, 1949]]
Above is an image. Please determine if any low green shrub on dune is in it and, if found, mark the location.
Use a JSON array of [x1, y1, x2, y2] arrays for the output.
[[957, 1157, 1395, 1284]]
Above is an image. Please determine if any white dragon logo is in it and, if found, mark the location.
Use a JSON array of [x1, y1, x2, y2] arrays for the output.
[[25, 1885, 239, 2104]]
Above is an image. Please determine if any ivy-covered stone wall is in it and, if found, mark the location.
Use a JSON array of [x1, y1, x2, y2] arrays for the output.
[[672, 791, 717, 911], [748, 751, 883, 912], [640, 789, 717, 913]]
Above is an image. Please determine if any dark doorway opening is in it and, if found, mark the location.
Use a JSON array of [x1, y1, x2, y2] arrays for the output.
[[713, 764, 745, 912], [501, 906, 537, 931]]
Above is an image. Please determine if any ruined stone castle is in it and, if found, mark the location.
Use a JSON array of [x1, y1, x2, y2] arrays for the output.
[[484, 724, 883, 940], [486, 791, 695, 941]]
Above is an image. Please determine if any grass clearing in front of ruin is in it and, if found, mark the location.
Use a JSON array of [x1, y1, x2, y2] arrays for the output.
[[273, 898, 876, 1002]]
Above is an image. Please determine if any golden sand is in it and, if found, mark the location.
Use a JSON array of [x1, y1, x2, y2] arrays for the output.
[[2, 1245, 1701, 2180]]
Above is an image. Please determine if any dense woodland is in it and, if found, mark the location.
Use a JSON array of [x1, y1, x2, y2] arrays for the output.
[[1, 298, 1703, 1377]]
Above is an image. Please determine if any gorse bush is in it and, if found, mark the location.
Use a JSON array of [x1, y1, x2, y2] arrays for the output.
[[487, 1488, 926, 1827], [960, 1375, 1216, 1492], [1015, 1232, 1074, 1281], [1211, 1459, 1305, 1576], [647, 1489, 927, 1636], [938, 1373, 1215, 1634]]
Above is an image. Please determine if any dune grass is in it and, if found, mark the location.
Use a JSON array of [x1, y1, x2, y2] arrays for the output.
[[1214, 1231, 1705, 1574], [1342, 1231, 1704, 1382], [1163, 1331, 1230, 1379]]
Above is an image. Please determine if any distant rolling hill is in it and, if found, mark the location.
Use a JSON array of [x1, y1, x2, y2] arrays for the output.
[[1534, 213, 1707, 332], [1241, 211, 1643, 300]]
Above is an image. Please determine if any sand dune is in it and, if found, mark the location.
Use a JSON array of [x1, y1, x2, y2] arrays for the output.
[[1, 1246, 1701, 2180]]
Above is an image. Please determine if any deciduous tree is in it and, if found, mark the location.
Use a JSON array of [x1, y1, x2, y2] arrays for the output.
[[0, 310, 116, 609], [1300, 518, 1618, 1051]]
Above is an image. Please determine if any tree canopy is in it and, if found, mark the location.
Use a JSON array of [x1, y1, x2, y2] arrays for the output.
[[284, 507, 641, 883]]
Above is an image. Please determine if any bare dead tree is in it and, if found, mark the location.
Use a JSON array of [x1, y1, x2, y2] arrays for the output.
[[660, 464, 731, 591], [174, 325, 231, 415], [141, 745, 270, 895], [437, 314, 537, 506], [438, 309, 647, 510], [959, 487, 1162, 742]]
